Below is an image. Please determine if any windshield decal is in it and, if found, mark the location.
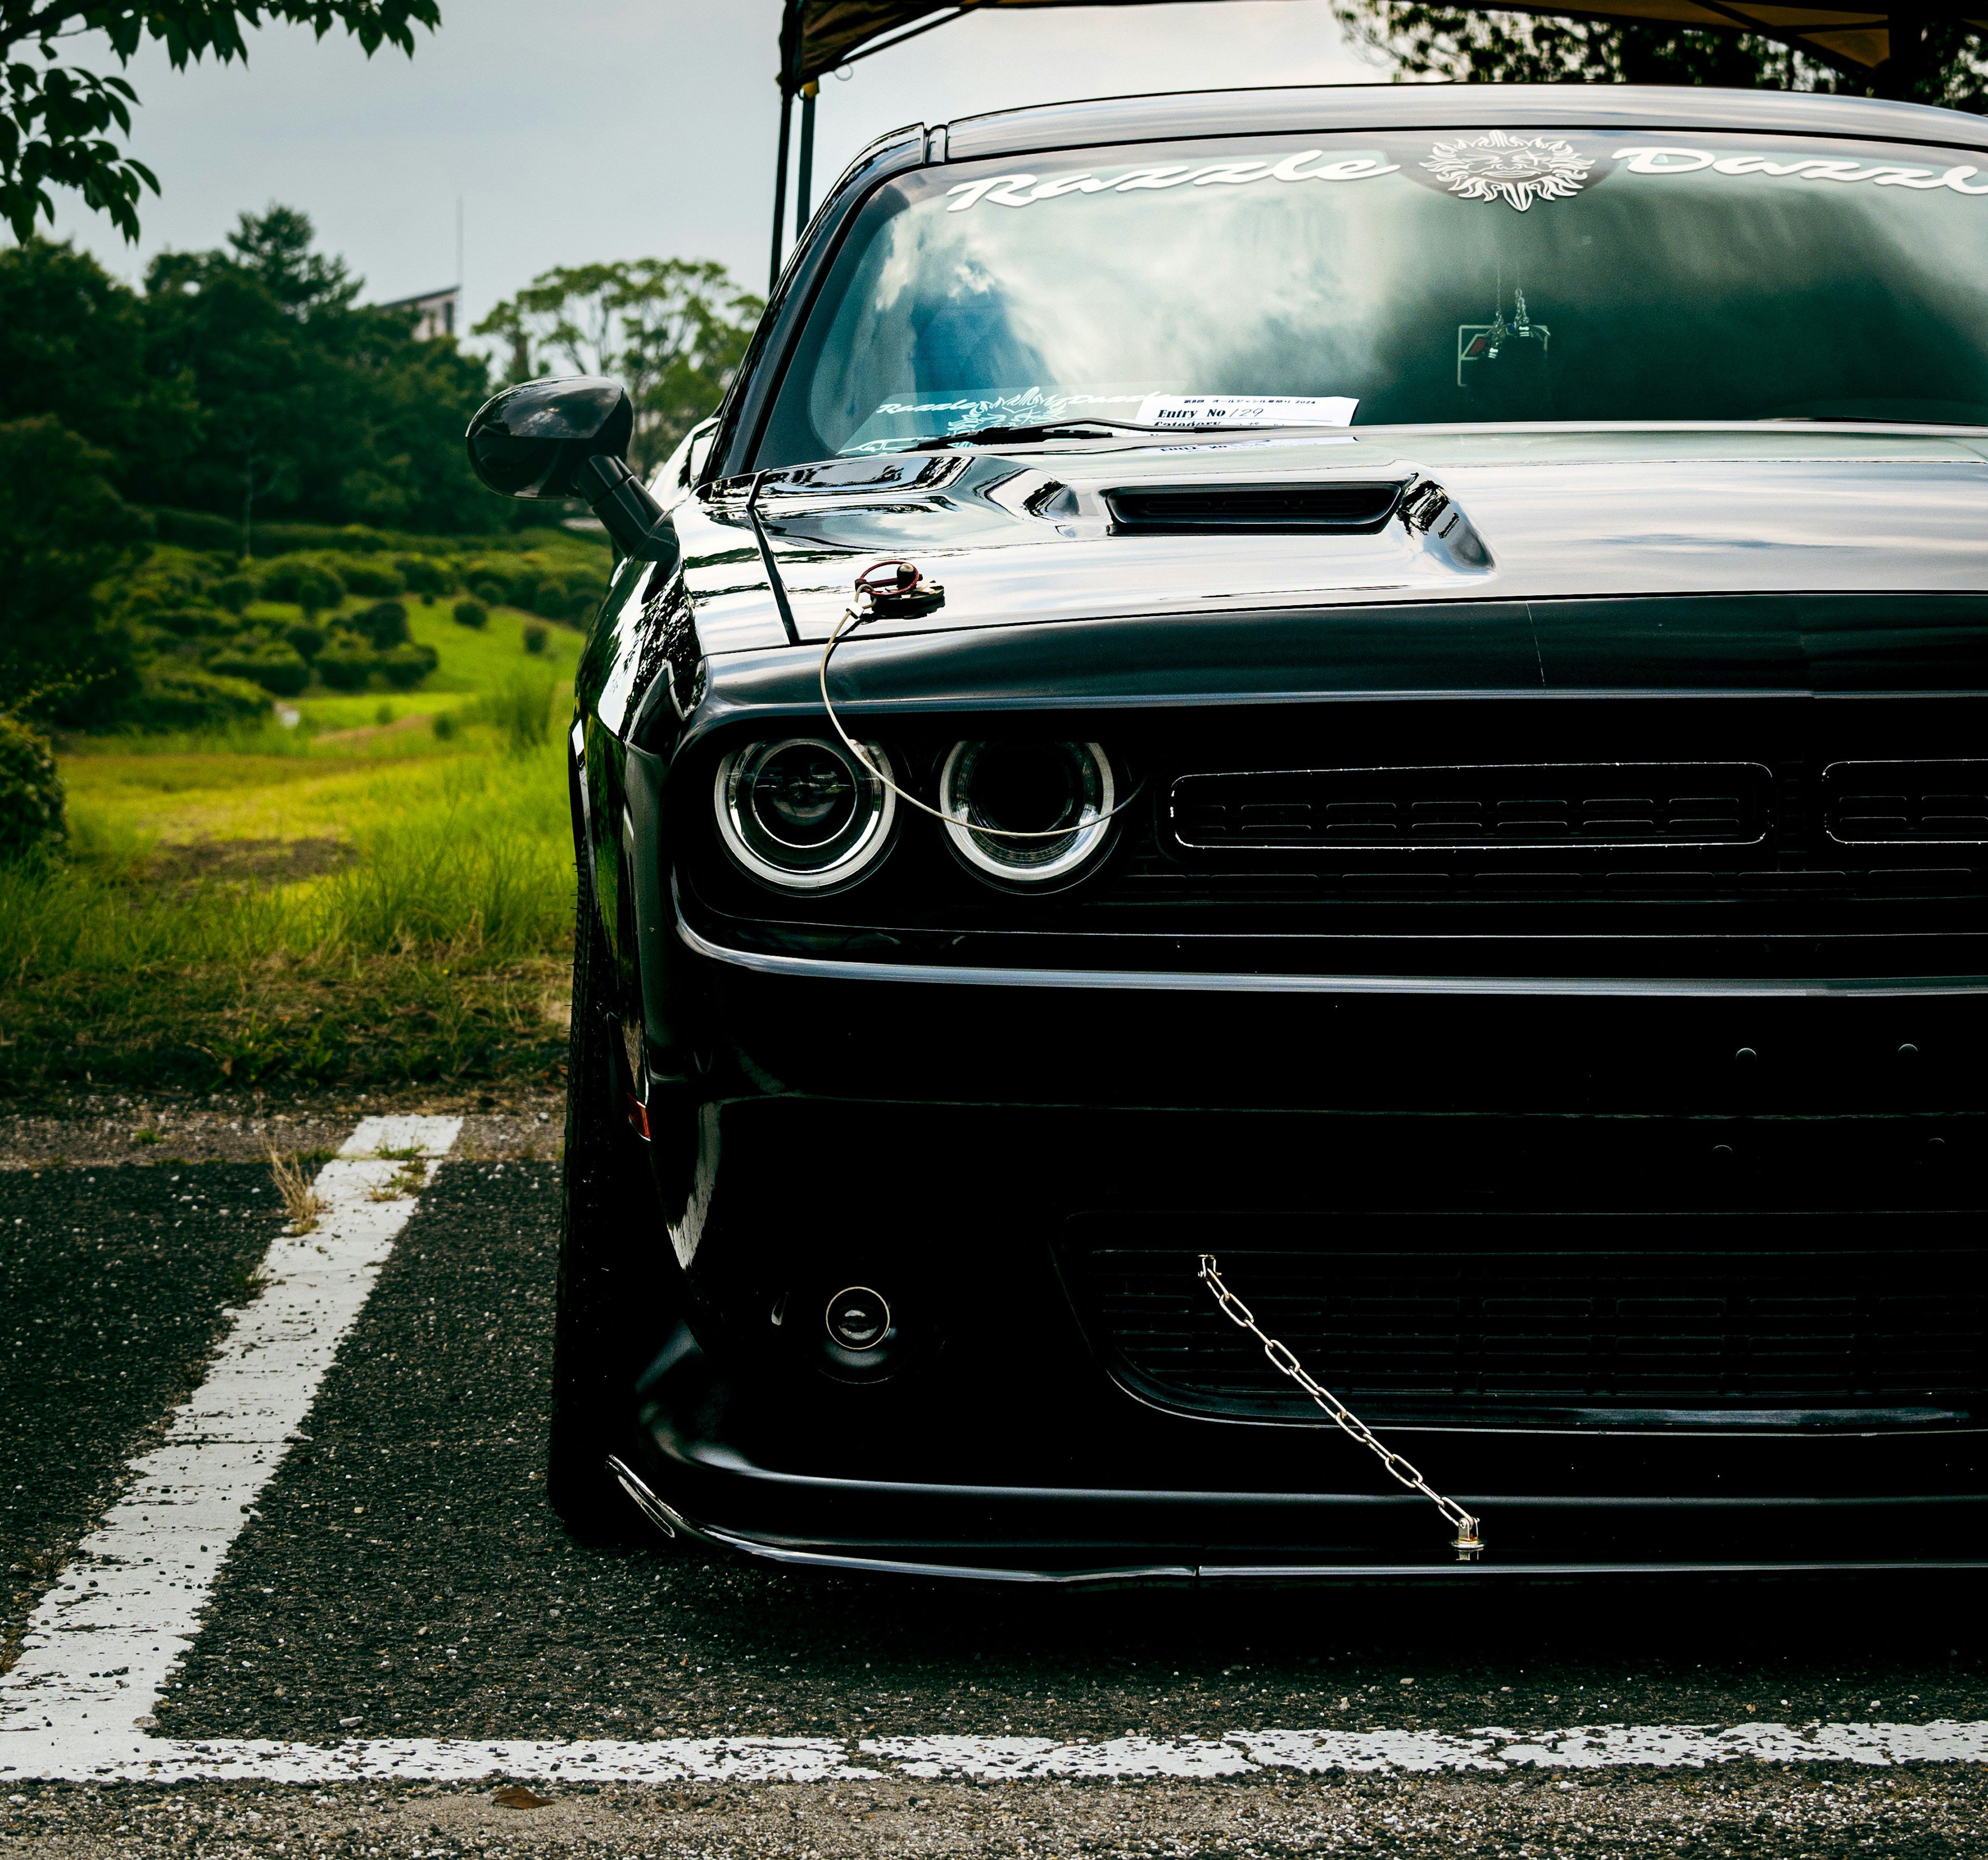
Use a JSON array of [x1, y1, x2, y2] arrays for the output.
[[1613, 146, 1988, 194], [1136, 393, 1358, 430], [838, 387, 1154, 453], [1423, 132, 1594, 212], [943, 151, 1398, 212]]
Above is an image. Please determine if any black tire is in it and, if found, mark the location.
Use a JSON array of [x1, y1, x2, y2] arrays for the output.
[[547, 846, 662, 1545]]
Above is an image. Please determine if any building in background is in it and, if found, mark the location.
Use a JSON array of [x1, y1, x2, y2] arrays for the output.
[[379, 284, 460, 341]]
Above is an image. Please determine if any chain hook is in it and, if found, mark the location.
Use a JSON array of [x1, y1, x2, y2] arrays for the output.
[[1197, 1253, 1485, 1563]]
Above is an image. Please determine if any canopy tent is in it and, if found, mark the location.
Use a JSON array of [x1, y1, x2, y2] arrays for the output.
[[765, 0, 1987, 285]]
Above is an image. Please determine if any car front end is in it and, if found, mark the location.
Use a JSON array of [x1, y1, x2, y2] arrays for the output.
[[485, 82, 1988, 1578]]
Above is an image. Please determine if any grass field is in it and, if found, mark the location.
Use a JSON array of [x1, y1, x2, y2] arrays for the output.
[[0, 594, 592, 1103]]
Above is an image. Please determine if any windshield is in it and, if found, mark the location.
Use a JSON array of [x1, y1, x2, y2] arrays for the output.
[[755, 127, 1988, 465]]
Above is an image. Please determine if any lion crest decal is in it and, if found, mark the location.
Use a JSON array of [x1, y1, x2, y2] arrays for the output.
[[1424, 131, 1593, 212]]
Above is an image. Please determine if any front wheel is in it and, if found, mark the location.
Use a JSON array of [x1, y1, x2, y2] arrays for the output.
[[547, 851, 663, 1544]]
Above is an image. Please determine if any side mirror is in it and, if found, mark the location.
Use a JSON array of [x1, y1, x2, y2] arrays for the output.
[[464, 376, 675, 563]]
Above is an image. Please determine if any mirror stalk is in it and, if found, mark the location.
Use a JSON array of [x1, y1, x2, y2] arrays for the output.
[[574, 455, 676, 564]]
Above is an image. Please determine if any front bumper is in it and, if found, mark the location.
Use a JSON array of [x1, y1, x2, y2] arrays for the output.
[[620, 945, 1987, 1578], [624, 1326, 1988, 1579]]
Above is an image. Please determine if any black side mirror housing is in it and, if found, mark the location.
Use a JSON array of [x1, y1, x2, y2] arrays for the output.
[[464, 376, 676, 563]]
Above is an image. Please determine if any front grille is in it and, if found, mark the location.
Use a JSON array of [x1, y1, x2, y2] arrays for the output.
[[1825, 759, 1988, 844], [1172, 763, 1771, 851], [1082, 1232, 1986, 1418], [1105, 482, 1402, 534]]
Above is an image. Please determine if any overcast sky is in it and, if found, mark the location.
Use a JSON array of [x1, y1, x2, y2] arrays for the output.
[[45, 0, 1380, 349]]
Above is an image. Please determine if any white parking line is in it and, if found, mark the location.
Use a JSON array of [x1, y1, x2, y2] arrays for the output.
[[0, 1116, 460, 1780], [3, 1113, 1985, 1789]]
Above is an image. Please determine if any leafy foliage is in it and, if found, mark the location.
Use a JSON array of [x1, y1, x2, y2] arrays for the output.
[[474, 258, 762, 477], [0, 713, 66, 861], [0, 416, 149, 722], [139, 207, 496, 533], [0, 2, 440, 242], [1, 212, 494, 535], [1332, 4, 1988, 105]]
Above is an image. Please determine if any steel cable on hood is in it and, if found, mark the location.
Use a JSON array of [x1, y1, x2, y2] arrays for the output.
[[816, 575, 1146, 841]]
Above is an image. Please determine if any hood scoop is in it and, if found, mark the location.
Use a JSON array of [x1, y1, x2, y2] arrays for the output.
[[1104, 481, 1404, 535]]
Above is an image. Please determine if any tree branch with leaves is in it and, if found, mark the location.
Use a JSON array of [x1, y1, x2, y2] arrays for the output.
[[0, 2, 440, 242]]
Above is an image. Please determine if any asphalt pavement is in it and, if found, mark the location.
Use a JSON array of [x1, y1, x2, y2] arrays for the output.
[[3, 1113, 1985, 1857]]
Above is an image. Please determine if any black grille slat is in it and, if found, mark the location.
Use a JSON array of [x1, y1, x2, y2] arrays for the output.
[[1824, 760, 1988, 843], [1172, 764, 1771, 851], [1106, 482, 1403, 534], [1088, 1246, 1986, 1414]]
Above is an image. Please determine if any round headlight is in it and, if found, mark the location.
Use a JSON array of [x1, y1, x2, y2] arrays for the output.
[[714, 737, 896, 890], [939, 739, 1115, 885]]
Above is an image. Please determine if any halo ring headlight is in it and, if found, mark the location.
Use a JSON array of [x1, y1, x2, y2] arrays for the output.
[[940, 739, 1115, 885], [714, 736, 897, 891]]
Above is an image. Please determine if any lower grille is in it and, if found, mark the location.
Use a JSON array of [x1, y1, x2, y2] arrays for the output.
[[1081, 1226, 1986, 1420]]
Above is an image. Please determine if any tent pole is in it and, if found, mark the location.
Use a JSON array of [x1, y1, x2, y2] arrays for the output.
[[770, 0, 802, 294], [769, 87, 794, 295], [797, 82, 818, 238], [1872, 4, 1927, 98]]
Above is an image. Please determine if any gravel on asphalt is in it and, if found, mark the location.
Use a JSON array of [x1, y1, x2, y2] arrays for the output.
[[4, 1765, 1988, 1857]]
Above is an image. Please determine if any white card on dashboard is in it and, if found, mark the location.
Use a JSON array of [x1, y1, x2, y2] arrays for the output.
[[1134, 393, 1359, 430]]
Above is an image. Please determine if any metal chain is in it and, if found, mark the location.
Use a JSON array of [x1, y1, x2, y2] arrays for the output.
[[1198, 1254, 1484, 1562]]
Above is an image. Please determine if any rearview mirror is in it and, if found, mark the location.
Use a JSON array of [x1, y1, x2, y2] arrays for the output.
[[464, 376, 673, 562]]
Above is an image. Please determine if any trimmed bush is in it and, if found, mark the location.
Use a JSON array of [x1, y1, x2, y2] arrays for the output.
[[315, 643, 375, 692], [0, 715, 66, 862], [153, 606, 230, 638], [522, 623, 548, 655], [124, 668, 271, 730], [213, 575, 255, 616], [341, 562, 406, 599], [376, 641, 440, 691], [255, 560, 308, 603], [529, 579, 569, 619], [431, 710, 460, 742], [207, 647, 312, 698], [395, 556, 451, 597], [452, 598, 488, 630], [353, 601, 410, 650], [298, 570, 345, 618], [470, 577, 506, 607], [285, 622, 327, 660]]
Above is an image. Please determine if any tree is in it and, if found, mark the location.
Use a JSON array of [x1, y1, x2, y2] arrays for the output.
[[474, 259, 763, 478], [3, 208, 492, 536], [0, 2, 440, 243], [137, 204, 492, 535], [0, 234, 199, 471], [0, 416, 148, 718], [1332, 5, 1988, 106], [226, 198, 358, 316]]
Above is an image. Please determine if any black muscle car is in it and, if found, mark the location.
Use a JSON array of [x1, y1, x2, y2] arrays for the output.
[[467, 83, 1988, 1580]]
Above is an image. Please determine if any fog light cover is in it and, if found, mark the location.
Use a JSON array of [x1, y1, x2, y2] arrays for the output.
[[714, 737, 896, 890], [940, 739, 1115, 884]]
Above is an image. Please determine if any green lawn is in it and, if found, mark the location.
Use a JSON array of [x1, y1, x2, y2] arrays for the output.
[[1, 597, 591, 1102]]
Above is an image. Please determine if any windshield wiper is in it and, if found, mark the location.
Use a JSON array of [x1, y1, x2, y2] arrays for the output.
[[902, 420, 1149, 450], [901, 417, 1361, 451]]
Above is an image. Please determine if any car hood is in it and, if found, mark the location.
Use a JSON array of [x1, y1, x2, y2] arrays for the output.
[[676, 425, 1988, 658]]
